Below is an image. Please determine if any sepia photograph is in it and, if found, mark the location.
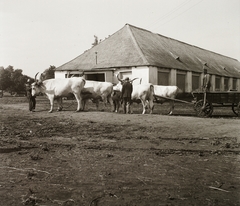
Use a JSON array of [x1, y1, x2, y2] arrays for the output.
[[1, 0, 240, 205]]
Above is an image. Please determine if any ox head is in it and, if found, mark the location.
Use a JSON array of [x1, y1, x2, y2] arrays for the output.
[[113, 73, 138, 91], [116, 73, 138, 84], [31, 72, 44, 96]]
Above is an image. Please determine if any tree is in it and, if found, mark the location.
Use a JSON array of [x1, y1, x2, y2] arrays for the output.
[[0, 66, 32, 95], [92, 35, 98, 47], [10, 69, 25, 94], [42, 65, 55, 80], [0, 67, 9, 97], [0, 67, 12, 92], [5, 65, 14, 73]]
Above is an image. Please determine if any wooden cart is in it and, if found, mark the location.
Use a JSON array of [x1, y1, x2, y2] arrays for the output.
[[192, 91, 240, 117]]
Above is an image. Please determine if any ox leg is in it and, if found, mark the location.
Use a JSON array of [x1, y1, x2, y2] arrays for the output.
[[57, 97, 63, 111], [148, 100, 154, 114], [107, 96, 114, 112], [126, 102, 131, 114], [80, 99, 86, 111], [113, 97, 121, 113], [116, 101, 121, 113], [48, 97, 54, 113], [168, 101, 174, 115], [95, 100, 100, 110], [101, 95, 108, 111], [129, 102, 133, 114], [73, 93, 82, 112], [113, 101, 117, 112], [101, 97, 106, 111], [140, 100, 146, 114]]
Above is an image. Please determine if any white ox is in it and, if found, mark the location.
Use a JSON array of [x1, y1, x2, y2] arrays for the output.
[[80, 80, 114, 111], [153, 85, 183, 115], [114, 75, 154, 114], [31, 73, 86, 113]]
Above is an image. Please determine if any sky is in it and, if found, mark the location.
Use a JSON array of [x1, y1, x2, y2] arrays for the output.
[[1, 0, 240, 78]]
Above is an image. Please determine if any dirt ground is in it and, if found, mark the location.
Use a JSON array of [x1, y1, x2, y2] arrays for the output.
[[0, 96, 240, 206]]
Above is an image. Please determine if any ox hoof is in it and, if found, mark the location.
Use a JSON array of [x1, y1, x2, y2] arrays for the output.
[[48, 110, 53, 113]]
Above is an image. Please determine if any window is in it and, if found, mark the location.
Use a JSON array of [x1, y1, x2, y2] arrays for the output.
[[215, 76, 221, 91], [224, 78, 229, 91], [177, 71, 186, 92], [158, 71, 169, 85], [233, 78, 237, 90], [85, 73, 105, 81], [192, 73, 200, 91], [65, 73, 81, 78]]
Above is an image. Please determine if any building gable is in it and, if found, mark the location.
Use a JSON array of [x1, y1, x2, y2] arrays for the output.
[[56, 24, 240, 78]]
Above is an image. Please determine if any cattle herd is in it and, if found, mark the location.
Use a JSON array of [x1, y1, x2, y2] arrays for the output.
[[31, 72, 182, 114]]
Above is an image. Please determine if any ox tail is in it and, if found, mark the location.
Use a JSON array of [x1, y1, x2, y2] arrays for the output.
[[177, 87, 183, 94], [107, 86, 114, 104], [111, 89, 115, 98], [150, 84, 155, 96], [147, 84, 155, 102], [82, 78, 86, 86], [176, 87, 184, 99]]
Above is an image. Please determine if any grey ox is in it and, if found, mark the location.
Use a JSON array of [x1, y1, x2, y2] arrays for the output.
[[31, 73, 86, 113], [113, 74, 154, 114], [80, 80, 114, 111], [153, 85, 183, 115]]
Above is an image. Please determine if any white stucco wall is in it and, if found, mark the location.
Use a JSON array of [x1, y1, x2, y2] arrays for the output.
[[112, 67, 150, 85], [55, 71, 67, 79], [105, 71, 114, 82], [149, 66, 158, 85], [131, 66, 149, 84], [55, 68, 240, 92]]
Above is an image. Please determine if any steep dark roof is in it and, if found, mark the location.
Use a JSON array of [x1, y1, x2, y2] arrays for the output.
[[56, 24, 240, 78]]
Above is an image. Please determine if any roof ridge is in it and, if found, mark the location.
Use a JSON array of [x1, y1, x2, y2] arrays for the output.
[[126, 24, 149, 65], [126, 23, 238, 61]]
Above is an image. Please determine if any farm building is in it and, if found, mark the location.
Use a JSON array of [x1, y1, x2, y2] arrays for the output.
[[55, 24, 240, 92]]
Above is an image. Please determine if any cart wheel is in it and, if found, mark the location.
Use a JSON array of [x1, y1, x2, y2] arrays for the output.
[[194, 100, 213, 117], [232, 103, 240, 116]]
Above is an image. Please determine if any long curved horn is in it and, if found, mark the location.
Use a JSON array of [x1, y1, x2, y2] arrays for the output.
[[117, 73, 123, 83], [34, 72, 39, 82], [130, 77, 139, 83]]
